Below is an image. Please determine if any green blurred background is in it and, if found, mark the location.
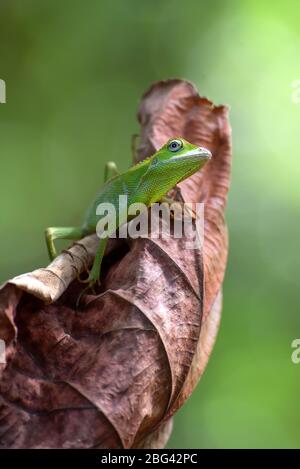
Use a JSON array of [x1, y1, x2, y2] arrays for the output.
[[0, 0, 299, 448]]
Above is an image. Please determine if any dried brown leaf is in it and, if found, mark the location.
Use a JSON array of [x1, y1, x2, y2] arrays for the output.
[[0, 79, 231, 448]]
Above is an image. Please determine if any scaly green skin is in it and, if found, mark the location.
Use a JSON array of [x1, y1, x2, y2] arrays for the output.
[[45, 138, 211, 287]]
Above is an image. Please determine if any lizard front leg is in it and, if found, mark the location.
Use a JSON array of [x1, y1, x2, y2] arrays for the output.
[[87, 236, 109, 287], [160, 196, 196, 220]]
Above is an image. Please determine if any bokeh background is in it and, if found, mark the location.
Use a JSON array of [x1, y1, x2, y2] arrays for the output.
[[0, 0, 299, 448]]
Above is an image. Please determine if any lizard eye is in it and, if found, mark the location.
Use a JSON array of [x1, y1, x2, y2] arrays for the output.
[[168, 139, 183, 152]]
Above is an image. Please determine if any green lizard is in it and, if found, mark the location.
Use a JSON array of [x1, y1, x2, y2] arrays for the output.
[[45, 138, 211, 287]]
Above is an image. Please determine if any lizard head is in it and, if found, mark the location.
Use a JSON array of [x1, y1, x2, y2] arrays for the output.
[[141, 138, 212, 203]]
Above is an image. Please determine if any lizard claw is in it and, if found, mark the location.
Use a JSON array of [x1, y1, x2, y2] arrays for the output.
[[76, 259, 92, 284], [75, 278, 100, 310]]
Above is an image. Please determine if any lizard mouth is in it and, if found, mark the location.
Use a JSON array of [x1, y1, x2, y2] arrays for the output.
[[170, 146, 212, 163], [184, 147, 212, 160]]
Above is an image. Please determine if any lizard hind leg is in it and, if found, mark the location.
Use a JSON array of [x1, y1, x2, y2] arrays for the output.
[[45, 226, 84, 261]]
